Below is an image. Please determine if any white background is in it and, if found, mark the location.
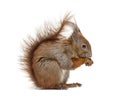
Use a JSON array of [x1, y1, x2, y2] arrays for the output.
[[0, 0, 120, 96]]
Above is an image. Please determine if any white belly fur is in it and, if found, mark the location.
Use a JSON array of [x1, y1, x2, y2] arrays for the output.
[[60, 69, 68, 83]]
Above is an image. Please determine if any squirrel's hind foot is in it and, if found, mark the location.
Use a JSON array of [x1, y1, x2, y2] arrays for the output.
[[56, 83, 82, 89]]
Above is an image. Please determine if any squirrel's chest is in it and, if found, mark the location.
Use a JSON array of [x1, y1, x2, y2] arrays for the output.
[[60, 69, 69, 83]]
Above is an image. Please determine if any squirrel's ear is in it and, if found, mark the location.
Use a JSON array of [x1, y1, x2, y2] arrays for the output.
[[71, 31, 79, 43]]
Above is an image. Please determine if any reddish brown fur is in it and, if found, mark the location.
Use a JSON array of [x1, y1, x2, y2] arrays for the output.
[[20, 13, 93, 89], [21, 13, 74, 88]]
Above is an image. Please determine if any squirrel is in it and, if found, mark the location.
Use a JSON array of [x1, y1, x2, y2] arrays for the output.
[[21, 13, 93, 89]]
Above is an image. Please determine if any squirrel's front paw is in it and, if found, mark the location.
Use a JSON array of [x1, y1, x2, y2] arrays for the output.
[[85, 58, 93, 66]]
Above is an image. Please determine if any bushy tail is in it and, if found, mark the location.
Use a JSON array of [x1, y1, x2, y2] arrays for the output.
[[20, 13, 73, 87]]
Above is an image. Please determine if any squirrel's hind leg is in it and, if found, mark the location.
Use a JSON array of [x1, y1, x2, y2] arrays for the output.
[[33, 58, 69, 89]]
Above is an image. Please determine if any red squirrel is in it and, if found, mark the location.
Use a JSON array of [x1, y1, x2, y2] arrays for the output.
[[21, 13, 93, 89]]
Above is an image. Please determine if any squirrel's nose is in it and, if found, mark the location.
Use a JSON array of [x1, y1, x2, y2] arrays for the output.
[[86, 51, 92, 58]]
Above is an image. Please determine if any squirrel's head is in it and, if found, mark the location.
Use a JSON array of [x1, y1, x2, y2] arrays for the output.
[[67, 21, 92, 58]]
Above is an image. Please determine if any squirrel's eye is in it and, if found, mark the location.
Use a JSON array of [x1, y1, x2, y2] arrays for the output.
[[82, 44, 87, 49]]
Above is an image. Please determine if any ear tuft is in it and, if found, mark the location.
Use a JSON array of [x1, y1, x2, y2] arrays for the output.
[[71, 31, 79, 43]]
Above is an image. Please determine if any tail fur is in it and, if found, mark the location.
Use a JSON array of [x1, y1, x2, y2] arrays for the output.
[[21, 13, 73, 87]]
